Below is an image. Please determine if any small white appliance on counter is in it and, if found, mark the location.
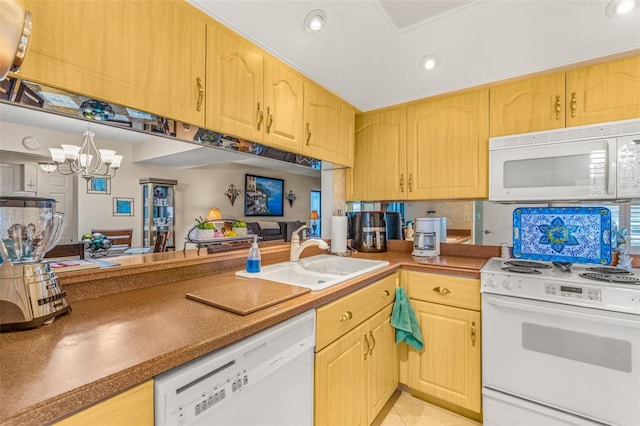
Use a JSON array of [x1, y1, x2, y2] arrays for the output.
[[412, 217, 444, 258], [489, 118, 640, 202], [155, 310, 315, 426], [481, 258, 640, 426]]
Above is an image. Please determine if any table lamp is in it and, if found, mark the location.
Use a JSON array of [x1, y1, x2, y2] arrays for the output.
[[309, 210, 320, 237]]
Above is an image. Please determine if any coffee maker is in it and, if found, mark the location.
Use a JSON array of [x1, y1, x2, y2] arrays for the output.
[[412, 217, 444, 258], [0, 197, 70, 331], [352, 211, 387, 252]]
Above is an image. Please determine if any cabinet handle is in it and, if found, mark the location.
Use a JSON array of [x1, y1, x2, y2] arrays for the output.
[[408, 173, 413, 192], [368, 331, 376, 355], [471, 321, 477, 347], [266, 107, 273, 134], [432, 286, 451, 295], [555, 95, 561, 120], [196, 77, 204, 112], [363, 333, 370, 360], [305, 123, 312, 145], [340, 311, 353, 322], [399, 174, 405, 192], [256, 102, 264, 130], [381, 290, 390, 298], [570, 92, 577, 118]]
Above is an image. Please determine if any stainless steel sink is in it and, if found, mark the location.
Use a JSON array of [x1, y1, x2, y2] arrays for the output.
[[235, 254, 389, 291]]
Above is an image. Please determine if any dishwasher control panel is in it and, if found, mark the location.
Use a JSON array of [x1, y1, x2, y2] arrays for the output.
[[154, 310, 316, 426], [187, 367, 249, 424]]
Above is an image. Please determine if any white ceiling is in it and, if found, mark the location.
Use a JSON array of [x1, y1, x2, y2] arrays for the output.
[[189, 0, 640, 112]]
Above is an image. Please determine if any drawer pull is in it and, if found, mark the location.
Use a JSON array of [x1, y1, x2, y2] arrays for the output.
[[256, 102, 264, 130], [471, 321, 477, 347], [363, 333, 370, 360], [196, 77, 204, 112], [433, 286, 451, 295], [340, 311, 353, 322], [369, 331, 376, 355], [381, 290, 390, 298]]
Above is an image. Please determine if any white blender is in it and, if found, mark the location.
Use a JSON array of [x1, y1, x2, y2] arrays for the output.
[[412, 217, 444, 258], [0, 197, 70, 331]]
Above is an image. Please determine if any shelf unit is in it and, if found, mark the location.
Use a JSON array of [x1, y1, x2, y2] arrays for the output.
[[140, 178, 177, 248]]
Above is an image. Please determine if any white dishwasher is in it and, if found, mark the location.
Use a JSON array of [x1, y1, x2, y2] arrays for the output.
[[155, 309, 315, 426]]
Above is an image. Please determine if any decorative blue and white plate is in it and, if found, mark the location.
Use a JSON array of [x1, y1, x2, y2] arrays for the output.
[[513, 207, 611, 265]]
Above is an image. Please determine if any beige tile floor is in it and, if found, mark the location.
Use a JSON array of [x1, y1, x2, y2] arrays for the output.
[[377, 391, 482, 426]]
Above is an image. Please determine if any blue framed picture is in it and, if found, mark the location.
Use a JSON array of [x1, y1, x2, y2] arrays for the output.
[[244, 174, 284, 216], [87, 177, 111, 194], [113, 197, 134, 216]]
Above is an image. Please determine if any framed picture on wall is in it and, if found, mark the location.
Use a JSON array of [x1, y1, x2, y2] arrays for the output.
[[87, 177, 111, 194], [113, 197, 134, 216], [244, 174, 284, 216]]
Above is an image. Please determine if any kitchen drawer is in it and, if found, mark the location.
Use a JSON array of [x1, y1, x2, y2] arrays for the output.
[[405, 271, 480, 311], [316, 272, 398, 351]]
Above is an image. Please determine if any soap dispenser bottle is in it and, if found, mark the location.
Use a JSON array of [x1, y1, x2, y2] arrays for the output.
[[246, 236, 261, 273]]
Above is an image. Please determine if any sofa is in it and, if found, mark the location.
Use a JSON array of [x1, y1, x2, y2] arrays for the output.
[[245, 220, 307, 241]]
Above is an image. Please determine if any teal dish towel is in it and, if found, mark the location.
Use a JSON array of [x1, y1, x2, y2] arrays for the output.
[[391, 287, 424, 350]]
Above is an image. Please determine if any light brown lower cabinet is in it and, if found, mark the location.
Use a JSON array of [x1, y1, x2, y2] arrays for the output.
[[402, 271, 482, 416], [54, 380, 153, 426], [314, 273, 399, 426]]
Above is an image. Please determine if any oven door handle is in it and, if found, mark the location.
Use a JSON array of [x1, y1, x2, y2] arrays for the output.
[[484, 295, 640, 329]]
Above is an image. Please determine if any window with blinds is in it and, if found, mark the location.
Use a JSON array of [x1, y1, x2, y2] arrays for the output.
[[630, 203, 640, 253]]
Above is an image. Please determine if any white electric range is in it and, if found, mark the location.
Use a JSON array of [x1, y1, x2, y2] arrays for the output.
[[480, 258, 640, 426]]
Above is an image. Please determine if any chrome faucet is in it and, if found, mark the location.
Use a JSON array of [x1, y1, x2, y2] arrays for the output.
[[290, 225, 329, 261]]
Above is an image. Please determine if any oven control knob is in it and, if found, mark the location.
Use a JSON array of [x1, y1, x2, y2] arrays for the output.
[[502, 280, 514, 290], [485, 277, 497, 288]]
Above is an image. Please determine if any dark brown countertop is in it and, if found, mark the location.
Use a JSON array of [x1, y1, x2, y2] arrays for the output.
[[0, 241, 496, 425]]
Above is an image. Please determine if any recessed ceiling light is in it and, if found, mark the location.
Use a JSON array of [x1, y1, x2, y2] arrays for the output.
[[606, 0, 637, 17], [419, 54, 440, 71], [304, 9, 327, 33]]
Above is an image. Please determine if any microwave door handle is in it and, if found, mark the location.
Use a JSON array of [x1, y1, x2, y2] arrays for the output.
[[606, 139, 616, 196], [484, 294, 640, 329]]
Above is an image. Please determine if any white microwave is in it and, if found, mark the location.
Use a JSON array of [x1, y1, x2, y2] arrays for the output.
[[489, 119, 640, 202]]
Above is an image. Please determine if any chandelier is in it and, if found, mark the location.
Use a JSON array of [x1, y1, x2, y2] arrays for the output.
[[40, 128, 123, 181]]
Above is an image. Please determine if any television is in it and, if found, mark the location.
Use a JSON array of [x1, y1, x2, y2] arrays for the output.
[[244, 174, 284, 216]]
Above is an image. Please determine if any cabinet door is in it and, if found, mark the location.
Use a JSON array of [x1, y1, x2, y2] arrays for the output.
[[347, 108, 407, 201], [263, 58, 304, 152], [406, 89, 489, 200], [367, 305, 398, 424], [206, 22, 264, 142], [18, 0, 206, 127], [566, 55, 640, 127], [489, 72, 565, 136], [303, 81, 355, 167], [315, 322, 368, 426], [407, 301, 481, 413], [54, 381, 153, 426]]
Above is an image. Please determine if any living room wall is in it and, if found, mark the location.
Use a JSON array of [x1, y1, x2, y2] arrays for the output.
[[0, 121, 321, 248]]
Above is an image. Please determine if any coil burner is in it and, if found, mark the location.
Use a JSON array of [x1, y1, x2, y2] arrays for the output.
[[579, 272, 640, 285], [501, 266, 542, 274], [505, 260, 552, 269], [586, 266, 633, 275]]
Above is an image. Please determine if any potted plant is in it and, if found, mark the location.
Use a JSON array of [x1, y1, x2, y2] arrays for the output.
[[195, 216, 215, 240], [232, 220, 248, 236]]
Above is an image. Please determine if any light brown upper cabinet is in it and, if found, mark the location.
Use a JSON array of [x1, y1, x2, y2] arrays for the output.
[[566, 55, 640, 127], [489, 72, 566, 137], [17, 0, 206, 127], [206, 22, 304, 152], [347, 108, 407, 201], [406, 88, 489, 200], [205, 22, 264, 143], [490, 55, 640, 137], [206, 22, 354, 166], [348, 89, 488, 201], [303, 81, 355, 167]]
